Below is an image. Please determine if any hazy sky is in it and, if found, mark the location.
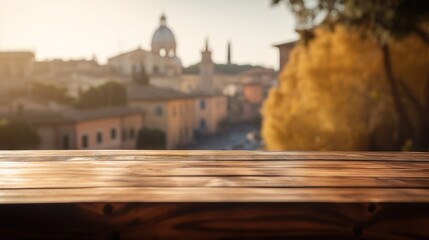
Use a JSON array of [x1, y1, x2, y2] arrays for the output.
[[0, 0, 297, 69]]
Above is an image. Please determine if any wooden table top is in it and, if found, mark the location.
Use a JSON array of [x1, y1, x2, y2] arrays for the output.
[[1, 150, 428, 204]]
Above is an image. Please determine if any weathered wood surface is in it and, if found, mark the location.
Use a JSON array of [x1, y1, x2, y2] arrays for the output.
[[0, 150, 428, 239]]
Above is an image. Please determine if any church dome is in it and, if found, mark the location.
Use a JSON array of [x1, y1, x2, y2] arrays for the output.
[[151, 14, 176, 56]]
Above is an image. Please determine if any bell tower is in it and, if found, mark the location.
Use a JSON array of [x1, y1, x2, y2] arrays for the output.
[[227, 41, 232, 64], [199, 38, 214, 93]]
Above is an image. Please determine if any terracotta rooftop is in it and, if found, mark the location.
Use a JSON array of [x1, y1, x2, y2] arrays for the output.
[[273, 40, 297, 48], [127, 84, 191, 101], [0, 106, 142, 124]]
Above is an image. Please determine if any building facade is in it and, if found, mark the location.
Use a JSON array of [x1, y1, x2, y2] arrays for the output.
[[274, 41, 297, 73], [199, 39, 214, 93], [108, 14, 182, 79], [0, 51, 35, 89], [193, 95, 227, 135], [127, 84, 227, 149], [127, 84, 194, 149], [0, 106, 144, 150]]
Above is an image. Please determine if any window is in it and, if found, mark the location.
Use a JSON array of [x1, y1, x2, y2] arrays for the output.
[[199, 119, 207, 130], [62, 135, 70, 149], [129, 128, 135, 139], [200, 99, 206, 110], [168, 49, 175, 57], [111, 128, 117, 140], [155, 105, 163, 116], [97, 132, 103, 144], [82, 135, 88, 148]]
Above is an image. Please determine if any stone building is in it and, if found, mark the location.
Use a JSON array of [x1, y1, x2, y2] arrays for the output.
[[0, 51, 34, 87], [199, 39, 214, 93], [127, 84, 195, 149], [273, 41, 296, 73], [192, 94, 227, 136], [108, 14, 182, 80], [0, 106, 143, 150], [127, 84, 227, 149]]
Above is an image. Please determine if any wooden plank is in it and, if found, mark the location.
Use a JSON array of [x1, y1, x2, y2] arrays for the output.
[[0, 203, 428, 239], [1, 150, 428, 161], [1, 187, 429, 204], [2, 160, 428, 169], [0, 151, 428, 204], [2, 176, 429, 189], [0, 151, 428, 238], [1, 163, 428, 177]]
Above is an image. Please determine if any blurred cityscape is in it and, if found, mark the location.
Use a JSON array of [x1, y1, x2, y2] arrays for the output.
[[0, 13, 292, 150], [2, 1, 425, 151]]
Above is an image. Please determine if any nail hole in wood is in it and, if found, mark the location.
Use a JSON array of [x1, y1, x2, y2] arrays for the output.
[[111, 232, 121, 240], [103, 204, 113, 216], [353, 225, 363, 237], [367, 203, 376, 213]]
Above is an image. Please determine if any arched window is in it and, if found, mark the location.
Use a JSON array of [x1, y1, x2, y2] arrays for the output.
[[200, 99, 206, 110], [168, 49, 175, 57], [160, 49, 166, 57]]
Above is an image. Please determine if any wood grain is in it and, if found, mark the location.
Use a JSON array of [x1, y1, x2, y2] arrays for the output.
[[0, 150, 428, 239], [2, 175, 429, 189], [0, 151, 428, 203], [0, 203, 428, 239], [1, 150, 428, 161], [1, 187, 429, 203]]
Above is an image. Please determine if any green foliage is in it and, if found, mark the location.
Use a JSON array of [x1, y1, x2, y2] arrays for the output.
[[6, 81, 75, 104], [272, 0, 429, 44], [269, 0, 429, 150], [133, 63, 150, 85], [136, 128, 166, 150], [0, 119, 40, 150], [262, 26, 429, 151], [183, 63, 264, 75], [76, 81, 127, 109], [30, 81, 75, 104]]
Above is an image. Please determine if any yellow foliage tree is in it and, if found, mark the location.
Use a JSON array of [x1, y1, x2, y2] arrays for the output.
[[262, 26, 429, 151]]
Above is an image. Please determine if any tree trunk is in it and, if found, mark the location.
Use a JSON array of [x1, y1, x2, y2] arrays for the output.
[[397, 78, 429, 151], [380, 44, 415, 150]]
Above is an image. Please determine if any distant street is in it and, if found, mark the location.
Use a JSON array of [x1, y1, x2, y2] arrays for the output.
[[193, 123, 261, 150]]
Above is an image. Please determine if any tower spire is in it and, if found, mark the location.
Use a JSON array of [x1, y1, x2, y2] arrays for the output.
[[200, 38, 214, 93], [160, 13, 166, 26], [227, 41, 231, 64]]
